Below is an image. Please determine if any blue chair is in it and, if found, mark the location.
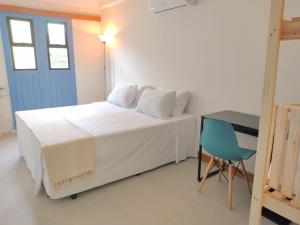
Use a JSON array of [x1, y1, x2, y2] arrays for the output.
[[198, 118, 256, 209]]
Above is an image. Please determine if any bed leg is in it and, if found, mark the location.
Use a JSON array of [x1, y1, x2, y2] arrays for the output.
[[70, 194, 78, 200]]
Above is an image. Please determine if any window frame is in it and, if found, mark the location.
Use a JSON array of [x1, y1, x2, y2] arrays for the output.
[[7, 17, 37, 71], [46, 21, 70, 70]]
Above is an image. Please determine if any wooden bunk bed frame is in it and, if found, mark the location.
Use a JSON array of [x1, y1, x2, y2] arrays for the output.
[[249, 0, 300, 224]]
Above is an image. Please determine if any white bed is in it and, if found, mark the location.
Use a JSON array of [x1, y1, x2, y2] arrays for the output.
[[16, 102, 198, 199]]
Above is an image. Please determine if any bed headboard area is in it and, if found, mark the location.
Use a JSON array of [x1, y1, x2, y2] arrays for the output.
[[100, 0, 300, 119]]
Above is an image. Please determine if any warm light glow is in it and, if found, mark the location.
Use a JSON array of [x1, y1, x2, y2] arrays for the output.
[[98, 27, 116, 45], [87, 24, 101, 34], [98, 34, 110, 43]]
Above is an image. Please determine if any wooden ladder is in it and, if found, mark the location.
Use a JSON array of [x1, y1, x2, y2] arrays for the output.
[[249, 0, 300, 225]]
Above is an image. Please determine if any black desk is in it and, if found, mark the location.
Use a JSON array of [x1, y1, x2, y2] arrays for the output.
[[197, 110, 259, 182], [197, 110, 291, 225]]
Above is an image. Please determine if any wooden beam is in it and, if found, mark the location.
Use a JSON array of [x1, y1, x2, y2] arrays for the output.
[[0, 4, 101, 22], [281, 111, 300, 198], [281, 18, 300, 40], [293, 17, 300, 22], [263, 191, 300, 224], [269, 106, 288, 190], [249, 0, 285, 224]]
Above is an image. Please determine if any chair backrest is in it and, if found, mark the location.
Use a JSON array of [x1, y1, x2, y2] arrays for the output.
[[200, 118, 242, 161]]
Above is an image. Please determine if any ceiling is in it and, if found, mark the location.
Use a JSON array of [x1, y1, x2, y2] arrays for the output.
[[0, 0, 124, 15]]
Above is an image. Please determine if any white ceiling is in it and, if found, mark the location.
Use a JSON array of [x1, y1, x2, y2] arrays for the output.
[[0, 0, 124, 15]]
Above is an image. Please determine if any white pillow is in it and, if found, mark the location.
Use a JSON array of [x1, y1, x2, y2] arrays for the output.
[[107, 83, 137, 107], [172, 91, 191, 117], [136, 89, 176, 119], [131, 85, 156, 107]]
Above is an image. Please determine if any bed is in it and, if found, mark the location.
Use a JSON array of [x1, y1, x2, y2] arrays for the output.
[[16, 101, 198, 199]]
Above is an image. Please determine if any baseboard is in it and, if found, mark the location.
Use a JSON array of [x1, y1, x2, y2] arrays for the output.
[[201, 153, 254, 182], [0, 131, 16, 139]]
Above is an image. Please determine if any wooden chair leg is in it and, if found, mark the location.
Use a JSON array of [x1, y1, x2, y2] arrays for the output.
[[241, 160, 252, 194], [228, 163, 233, 210], [198, 157, 215, 193], [218, 159, 223, 181]]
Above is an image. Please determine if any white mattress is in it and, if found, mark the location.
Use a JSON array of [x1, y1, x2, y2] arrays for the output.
[[16, 102, 198, 199]]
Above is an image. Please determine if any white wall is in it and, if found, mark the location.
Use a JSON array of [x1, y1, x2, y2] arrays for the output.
[[100, 0, 300, 172], [72, 19, 105, 104], [0, 19, 105, 134]]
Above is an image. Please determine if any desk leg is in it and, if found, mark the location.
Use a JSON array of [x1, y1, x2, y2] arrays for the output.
[[197, 117, 204, 182], [197, 148, 202, 181]]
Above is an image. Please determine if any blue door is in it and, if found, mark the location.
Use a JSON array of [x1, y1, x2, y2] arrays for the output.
[[0, 12, 77, 126]]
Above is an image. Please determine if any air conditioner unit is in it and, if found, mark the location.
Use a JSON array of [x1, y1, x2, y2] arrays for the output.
[[149, 0, 197, 13]]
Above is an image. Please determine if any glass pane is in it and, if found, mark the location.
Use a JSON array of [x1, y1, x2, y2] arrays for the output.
[[47, 23, 66, 45], [9, 19, 32, 44], [12, 47, 36, 70], [49, 48, 69, 69]]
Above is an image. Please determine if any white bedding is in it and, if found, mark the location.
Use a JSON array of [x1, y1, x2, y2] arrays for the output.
[[16, 102, 198, 199], [17, 111, 96, 190]]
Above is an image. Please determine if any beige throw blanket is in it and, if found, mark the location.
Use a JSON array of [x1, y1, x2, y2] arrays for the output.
[[30, 119, 95, 189]]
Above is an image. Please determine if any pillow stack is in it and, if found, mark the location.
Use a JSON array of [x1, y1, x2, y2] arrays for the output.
[[172, 91, 190, 117], [131, 85, 155, 107], [107, 83, 137, 107], [136, 89, 177, 119], [108, 82, 190, 119], [136, 89, 190, 119]]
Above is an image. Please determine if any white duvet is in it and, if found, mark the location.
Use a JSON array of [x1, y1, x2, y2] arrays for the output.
[[16, 102, 198, 199]]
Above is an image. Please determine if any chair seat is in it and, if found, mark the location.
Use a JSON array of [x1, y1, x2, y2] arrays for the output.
[[239, 148, 256, 160]]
